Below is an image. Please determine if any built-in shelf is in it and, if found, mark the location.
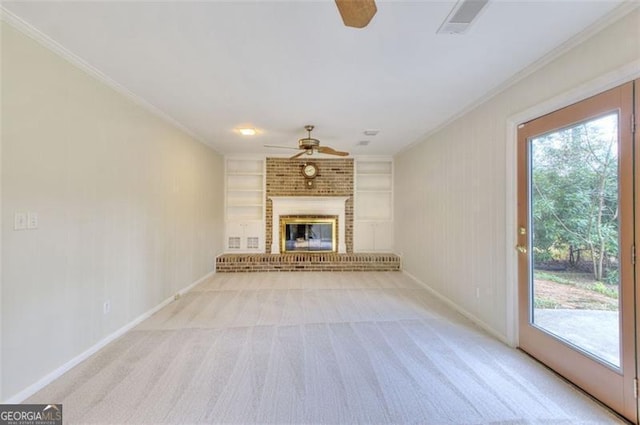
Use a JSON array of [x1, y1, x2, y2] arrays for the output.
[[354, 158, 393, 252], [357, 175, 392, 192], [225, 158, 265, 252], [356, 161, 392, 175], [356, 192, 392, 220], [227, 159, 264, 174], [226, 172, 263, 176], [355, 159, 393, 221], [227, 175, 263, 192]]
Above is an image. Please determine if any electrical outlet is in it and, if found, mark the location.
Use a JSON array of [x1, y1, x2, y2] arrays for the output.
[[27, 212, 38, 229], [103, 301, 111, 315], [14, 212, 27, 230]]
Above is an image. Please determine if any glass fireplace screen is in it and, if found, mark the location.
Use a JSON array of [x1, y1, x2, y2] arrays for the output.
[[280, 217, 336, 253]]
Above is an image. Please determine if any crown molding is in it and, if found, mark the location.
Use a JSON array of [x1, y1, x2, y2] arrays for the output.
[[0, 6, 218, 153], [398, 1, 640, 156]]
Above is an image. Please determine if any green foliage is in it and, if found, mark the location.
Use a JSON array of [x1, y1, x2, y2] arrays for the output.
[[591, 281, 618, 299], [604, 268, 619, 285], [534, 298, 561, 309], [531, 114, 619, 280], [534, 271, 574, 285]]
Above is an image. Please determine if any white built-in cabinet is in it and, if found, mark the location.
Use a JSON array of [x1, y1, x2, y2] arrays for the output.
[[225, 158, 265, 252], [354, 158, 394, 252]]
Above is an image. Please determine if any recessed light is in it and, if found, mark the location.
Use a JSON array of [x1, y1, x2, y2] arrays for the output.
[[363, 130, 379, 136], [239, 128, 256, 136]]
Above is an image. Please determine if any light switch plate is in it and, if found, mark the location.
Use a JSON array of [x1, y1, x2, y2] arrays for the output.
[[27, 212, 38, 229], [14, 212, 27, 230]]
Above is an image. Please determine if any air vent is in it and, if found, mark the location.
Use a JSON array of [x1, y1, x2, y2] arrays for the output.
[[246, 237, 259, 250], [437, 0, 489, 34], [228, 237, 241, 249], [357, 140, 370, 146]]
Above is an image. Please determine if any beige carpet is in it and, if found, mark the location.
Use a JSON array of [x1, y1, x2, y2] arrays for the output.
[[28, 272, 624, 424]]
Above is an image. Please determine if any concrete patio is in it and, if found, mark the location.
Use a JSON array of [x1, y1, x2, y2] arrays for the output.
[[534, 309, 619, 367]]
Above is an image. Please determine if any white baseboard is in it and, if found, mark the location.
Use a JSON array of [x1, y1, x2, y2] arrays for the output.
[[178, 270, 214, 297], [3, 270, 216, 404], [402, 270, 511, 346]]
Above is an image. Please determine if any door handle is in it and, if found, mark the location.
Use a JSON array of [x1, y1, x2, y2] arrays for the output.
[[516, 245, 527, 254]]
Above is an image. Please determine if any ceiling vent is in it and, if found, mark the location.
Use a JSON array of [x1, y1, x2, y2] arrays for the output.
[[437, 0, 489, 35]]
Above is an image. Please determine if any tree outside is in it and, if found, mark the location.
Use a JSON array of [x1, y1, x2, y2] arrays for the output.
[[531, 112, 619, 310]]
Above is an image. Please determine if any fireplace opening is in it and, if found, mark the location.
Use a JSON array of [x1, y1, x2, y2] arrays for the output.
[[280, 216, 337, 253]]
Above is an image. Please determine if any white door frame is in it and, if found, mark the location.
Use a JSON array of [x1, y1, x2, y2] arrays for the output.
[[504, 59, 640, 346]]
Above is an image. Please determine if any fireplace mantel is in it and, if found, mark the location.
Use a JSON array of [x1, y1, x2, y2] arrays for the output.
[[269, 196, 349, 254]]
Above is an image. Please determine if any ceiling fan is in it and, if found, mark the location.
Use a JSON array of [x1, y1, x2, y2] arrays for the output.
[[335, 0, 377, 28], [265, 125, 349, 159]]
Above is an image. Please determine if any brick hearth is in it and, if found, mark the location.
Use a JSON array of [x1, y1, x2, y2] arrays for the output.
[[216, 253, 400, 272]]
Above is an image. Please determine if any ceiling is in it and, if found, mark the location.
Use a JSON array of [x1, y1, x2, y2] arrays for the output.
[[2, 1, 633, 156]]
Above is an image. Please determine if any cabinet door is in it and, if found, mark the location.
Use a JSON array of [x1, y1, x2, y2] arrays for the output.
[[354, 222, 375, 252], [225, 221, 264, 252], [243, 221, 263, 251], [354, 221, 394, 252], [225, 222, 244, 250], [373, 221, 394, 251]]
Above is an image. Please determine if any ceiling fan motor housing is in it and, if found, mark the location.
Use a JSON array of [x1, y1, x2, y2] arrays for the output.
[[298, 138, 320, 149]]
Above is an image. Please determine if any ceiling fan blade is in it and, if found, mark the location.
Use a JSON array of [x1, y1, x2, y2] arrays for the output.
[[264, 144, 300, 150], [290, 150, 308, 159], [335, 0, 377, 28], [317, 146, 349, 157]]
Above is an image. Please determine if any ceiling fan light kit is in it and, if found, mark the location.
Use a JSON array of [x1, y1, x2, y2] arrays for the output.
[[264, 125, 349, 159], [298, 125, 321, 150]]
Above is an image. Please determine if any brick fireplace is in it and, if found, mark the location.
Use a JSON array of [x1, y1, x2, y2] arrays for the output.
[[216, 156, 400, 272], [265, 158, 354, 253]]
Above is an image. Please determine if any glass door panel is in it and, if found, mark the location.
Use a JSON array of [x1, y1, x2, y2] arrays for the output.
[[529, 112, 620, 368], [517, 81, 635, 422]]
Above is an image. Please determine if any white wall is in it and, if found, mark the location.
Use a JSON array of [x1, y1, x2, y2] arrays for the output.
[[1, 22, 224, 400], [0, 17, 4, 406], [395, 8, 640, 342]]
